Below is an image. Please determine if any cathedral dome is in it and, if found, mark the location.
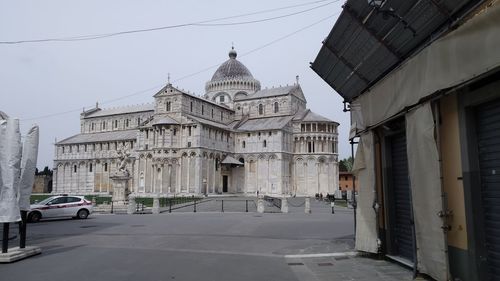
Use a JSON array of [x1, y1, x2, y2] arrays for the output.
[[211, 48, 254, 82]]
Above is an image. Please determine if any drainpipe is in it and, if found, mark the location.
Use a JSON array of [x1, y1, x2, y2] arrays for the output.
[[433, 101, 451, 281], [373, 131, 382, 254], [351, 139, 357, 233]]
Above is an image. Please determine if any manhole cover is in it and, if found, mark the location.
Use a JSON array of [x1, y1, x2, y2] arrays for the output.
[[287, 263, 304, 266], [80, 225, 97, 228], [317, 262, 334, 266]]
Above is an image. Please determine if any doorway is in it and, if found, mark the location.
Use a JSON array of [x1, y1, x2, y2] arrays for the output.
[[474, 98, 500, 280], [223, 175, 228, 193], [383, 118, 416, 265], [387, 132, 415, 263]]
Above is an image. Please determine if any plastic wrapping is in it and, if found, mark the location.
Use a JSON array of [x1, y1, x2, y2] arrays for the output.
[[406, 103, 447, 281], [0, 117, 22, 222], [0, 114, 39, 222], [18, 126, 39, 211], [352, 132, 378, 253]]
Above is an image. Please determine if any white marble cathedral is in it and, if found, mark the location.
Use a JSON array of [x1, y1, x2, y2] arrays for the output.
[[53, 48, 339, 196]]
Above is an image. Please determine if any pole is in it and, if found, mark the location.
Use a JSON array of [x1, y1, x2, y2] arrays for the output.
[[351, 139, 357, 234], [111, 201, 114, 214], [246, 200, 248, 212], [194, 198, 197, 213], [169, 198, 172, 213], [221, 200, 224, 213], [19, 210, 27, 249], [2, 223, 9, 253]]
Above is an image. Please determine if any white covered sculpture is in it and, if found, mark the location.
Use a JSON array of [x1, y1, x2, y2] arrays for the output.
[[0, 111, 39, 223]]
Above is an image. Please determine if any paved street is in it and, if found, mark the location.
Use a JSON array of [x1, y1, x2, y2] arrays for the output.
[[0, 199, 413, 281]]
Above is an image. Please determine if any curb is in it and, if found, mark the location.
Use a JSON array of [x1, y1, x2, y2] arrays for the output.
[[284, 251, 358, 259]]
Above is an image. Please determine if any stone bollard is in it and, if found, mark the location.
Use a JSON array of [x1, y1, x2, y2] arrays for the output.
[[127, 195, 136, 215], [152, 195, 160, 214], [305, 197, 311, 214], [257, 197, 265, 213], [281, 198, 289, 213]]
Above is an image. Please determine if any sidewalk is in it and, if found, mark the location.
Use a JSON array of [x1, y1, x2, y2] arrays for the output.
[[286, 253, 416, 281]]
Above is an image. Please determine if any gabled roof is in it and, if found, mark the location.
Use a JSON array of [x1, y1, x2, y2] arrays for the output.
[[235, 84, 306, 102], [221, 155, 244, 165], [156, 83, 235, 111], [153, 83, 186, 97], [84, 104, 154, 118], [235, 115, 294, 131], [151, 115, 179, 126], [57, 130, 137, 145]]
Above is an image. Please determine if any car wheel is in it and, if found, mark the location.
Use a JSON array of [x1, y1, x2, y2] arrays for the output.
[[29, 212, 41, 223], [77, 209, 89, 219]]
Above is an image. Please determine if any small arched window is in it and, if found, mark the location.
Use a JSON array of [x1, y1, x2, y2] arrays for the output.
[[242, 141, 246, 148], [274, 102, 279, 113], [258, 104, 264, 115], [73, 165, 77, 173], [263, 140, 267, 147]]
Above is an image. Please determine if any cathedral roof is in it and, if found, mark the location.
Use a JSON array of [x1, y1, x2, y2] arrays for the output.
[[234, 115, 294, 131], [234, 84, 306, 102], [151, 116, 179, 126], [187, 115, 231, 130], [211, 48, 254, 82], [302, 111, 334, 123], [57, 129, 137, 144], [84, 104, 154, 118], [293, 109, 337, 123]]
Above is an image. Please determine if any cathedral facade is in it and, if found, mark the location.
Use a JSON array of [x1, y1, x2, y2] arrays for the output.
[[53, 49, 339, 197]]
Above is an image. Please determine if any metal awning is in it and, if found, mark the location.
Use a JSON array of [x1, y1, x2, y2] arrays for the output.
[[311, 0, 481, 102], [221, 156, 244, 165]]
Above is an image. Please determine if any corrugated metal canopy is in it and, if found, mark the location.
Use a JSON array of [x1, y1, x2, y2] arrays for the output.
[[311, 0, 480, 101]]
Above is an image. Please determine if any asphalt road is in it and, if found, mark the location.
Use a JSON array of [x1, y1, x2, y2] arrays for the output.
[[0, 200, 354, 281]]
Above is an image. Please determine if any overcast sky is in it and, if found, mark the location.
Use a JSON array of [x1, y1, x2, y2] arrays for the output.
[[0, 0, 350, 169]]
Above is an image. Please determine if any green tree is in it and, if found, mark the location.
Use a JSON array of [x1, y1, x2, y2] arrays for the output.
[[35, 166, 53, 176], [339, 157, 354, 172]]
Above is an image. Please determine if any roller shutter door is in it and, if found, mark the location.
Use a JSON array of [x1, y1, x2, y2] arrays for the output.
[[476, 98, 500, 279], [389, 132, 415, 262]]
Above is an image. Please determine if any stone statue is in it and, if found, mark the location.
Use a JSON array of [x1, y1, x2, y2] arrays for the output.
[[111, 144, 131, 204], [116, 144, 130, 175]]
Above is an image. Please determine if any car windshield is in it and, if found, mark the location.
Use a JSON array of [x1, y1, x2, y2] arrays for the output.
[[34, 197, 56, 205]]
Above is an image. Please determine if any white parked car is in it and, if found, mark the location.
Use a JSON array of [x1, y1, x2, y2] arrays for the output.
[[29, 195, 93, 222]]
